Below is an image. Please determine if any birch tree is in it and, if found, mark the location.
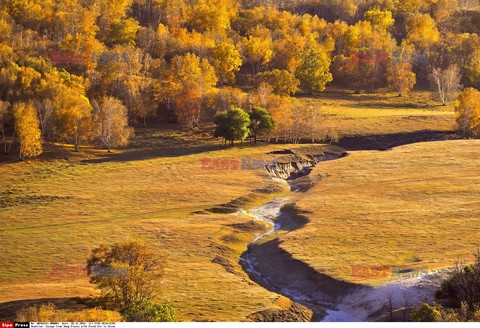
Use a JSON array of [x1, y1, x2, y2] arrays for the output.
[[93, 97, 133, 152], [430, 65, 462, 105]]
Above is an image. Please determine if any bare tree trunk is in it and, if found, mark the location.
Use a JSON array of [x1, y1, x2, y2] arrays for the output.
[[1, 123, 5, 153], [74, 134, 79, 152], [18, 141, 23, 160], [311, 106, 317, 143], [403, 289, 410, 321], [387, 291, 394, 321], [4, 126, 15, 154]]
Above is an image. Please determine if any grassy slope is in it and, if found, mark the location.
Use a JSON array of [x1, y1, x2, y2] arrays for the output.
[[0, 128, 315, 321], [299, 89, 454, 138], [0, 89, 460, 319], [282, 140, 480, 285]]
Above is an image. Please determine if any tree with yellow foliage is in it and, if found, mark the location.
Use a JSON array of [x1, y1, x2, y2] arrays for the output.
[[254, 69, 299, 96], [13, 102, 42, 160], [387, 60, 416, 96], [16, 303, 122, 322], [386, 43, 417, 96], [241, 28, 273, 75], [164, 53, 218, 128], [54, 83, 93, 152], [92, 97, 133, 152], [454, 88, 480, 138], [405, 13, 440, 50], [266, 94, 293, 142], [431, 0, 458, 23], [211, 42, 242, 85], [186, 0, 238, 32], [363, 9, 395, 33], [87, 240, 164, 309]]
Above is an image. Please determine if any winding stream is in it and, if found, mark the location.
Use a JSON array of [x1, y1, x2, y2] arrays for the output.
[[238, 163, 447, 322], [239, 183, 361, 321]]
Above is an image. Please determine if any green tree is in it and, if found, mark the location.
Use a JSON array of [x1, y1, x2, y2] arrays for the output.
[[248, 106, 275, 143], [214, 106, 250, 146], [107, 18, 141, 46], [296, 37, 333, 92], [122, 299, 180, 322]]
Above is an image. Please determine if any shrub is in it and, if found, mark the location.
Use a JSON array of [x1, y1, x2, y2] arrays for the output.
[[16, 303, 122, 322], [122, 299, 180, 322], [410, 304, 441, 322]]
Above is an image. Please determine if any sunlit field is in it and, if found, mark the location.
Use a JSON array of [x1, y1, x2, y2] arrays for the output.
[[0, 89, 464, 320], [284, 140, 480, 285], [297, 89, 454, 138]]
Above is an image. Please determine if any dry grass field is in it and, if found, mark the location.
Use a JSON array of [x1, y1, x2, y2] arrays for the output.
[[0, 89, 468, 321], [298, 89, 454, 138], [281, 140, 480, 285], [0, 135, 305, 320]]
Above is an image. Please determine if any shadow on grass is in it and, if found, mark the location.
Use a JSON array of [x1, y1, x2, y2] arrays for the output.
[[240, 204, 367, 322], [349, 102, 433, 109], [81, 142, 259, 164], [334, 130, 458, 151], [81, 130, 458, 164], [294, 89, 401, 102]]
